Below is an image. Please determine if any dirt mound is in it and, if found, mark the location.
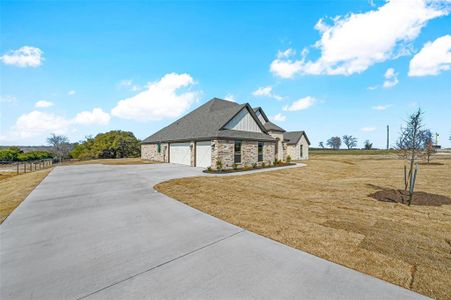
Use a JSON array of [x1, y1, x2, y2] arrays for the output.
[[418, 162, 444, 166], [369, 189, 451, 206]]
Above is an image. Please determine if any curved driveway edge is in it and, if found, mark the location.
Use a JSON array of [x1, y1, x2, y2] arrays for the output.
[[0, 163, 428, 299]]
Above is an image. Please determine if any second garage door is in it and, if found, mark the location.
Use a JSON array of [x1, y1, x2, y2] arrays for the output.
[[195, 141, 211, 168], [169, 143, 191, 166]]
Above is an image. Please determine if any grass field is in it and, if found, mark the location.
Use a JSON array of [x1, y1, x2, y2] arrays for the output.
[[156, 154, 451, 299], [0, 169, 52, 224], [309, 149, 398, 155]]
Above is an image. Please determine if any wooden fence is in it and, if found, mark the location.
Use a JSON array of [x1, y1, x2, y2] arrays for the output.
[[0, 159, 53, 175]]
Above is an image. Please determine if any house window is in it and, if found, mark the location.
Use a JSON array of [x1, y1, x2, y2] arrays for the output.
[[258, 142, 264, 162], [300, 144, 303, 158], [234, 141, 242, 164], [157, 143, 161, 153]]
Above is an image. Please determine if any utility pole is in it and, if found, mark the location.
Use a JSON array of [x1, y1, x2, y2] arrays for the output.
[[386, 125, 390, 150]]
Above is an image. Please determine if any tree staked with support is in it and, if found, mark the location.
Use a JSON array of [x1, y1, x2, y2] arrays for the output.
[[396, 109, 431, 205]]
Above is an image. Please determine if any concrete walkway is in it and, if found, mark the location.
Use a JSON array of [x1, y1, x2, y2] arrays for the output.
[[0, 164, 427, 299]]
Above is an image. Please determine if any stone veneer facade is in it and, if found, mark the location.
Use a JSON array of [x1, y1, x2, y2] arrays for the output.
[[286, 135, 309, 160], [142, 139, 276, 170], [211, 139, 275, 170], [141, 143, 169, 162]]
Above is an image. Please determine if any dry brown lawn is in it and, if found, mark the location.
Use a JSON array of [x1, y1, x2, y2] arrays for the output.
[[0, 168, 52, 224], [156, 155, 451, 299], [63, 158, 159, 165]]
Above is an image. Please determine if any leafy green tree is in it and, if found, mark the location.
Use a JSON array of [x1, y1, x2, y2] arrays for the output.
[[0, 147, 53, 161], [342, 135, 357, 149], [326, 136, 341, 149], [364, 140, 373, 150], [0, 147, 22, 161], [71, 130, 140, 160]]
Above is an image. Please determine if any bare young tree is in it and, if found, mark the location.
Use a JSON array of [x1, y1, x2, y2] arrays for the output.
[[327, 136, 341, 150], [396, 109, 428, 205], [319, 141, 325, 149], [342, 135, 357, 149], [47, 134, 70, 163]]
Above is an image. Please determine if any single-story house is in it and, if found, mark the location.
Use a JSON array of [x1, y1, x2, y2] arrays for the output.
[[141, 98, 310, 169]]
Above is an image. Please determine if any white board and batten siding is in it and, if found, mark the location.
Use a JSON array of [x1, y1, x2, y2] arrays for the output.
[[195, 141, 211, 168], [169, 143, 191, 166], [224, 108, 262, 133]]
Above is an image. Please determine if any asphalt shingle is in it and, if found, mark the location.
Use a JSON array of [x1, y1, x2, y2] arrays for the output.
[[142, 98, 276, 143]]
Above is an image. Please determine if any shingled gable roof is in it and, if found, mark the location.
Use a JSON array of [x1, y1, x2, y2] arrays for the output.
[[253, 107, 269, 123], [283, 131, 311, 145], [264, 121, 286, 132], [142, 98, 275, 144], [253, 107, 286, 132]]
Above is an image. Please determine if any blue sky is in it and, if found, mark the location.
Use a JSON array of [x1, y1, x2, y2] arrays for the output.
[[1, 0, 450, 148]]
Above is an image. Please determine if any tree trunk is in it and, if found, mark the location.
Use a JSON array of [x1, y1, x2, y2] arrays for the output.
[[408, 124, 418, 206]]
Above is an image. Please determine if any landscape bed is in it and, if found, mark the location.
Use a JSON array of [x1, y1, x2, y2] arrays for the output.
[[155, 154, 451, 299], [203, 162, 296, 173]]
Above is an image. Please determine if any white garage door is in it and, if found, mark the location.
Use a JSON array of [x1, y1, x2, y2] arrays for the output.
[[196, 141, 211, 168], [169, 143, 191, 166]]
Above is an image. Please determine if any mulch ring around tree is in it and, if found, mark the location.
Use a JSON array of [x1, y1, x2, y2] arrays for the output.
[[369, 189, 451, 206], [418, 162, 444, 166]]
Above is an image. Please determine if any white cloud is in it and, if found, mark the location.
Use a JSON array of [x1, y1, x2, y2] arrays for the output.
[[118, 79, 140, 91], [3, 107, 110, 142], [68, 90, 76, 96], [372, 104, 393, 110], [0, 46, 43, 67], [271, 113, 286, 122], [74, 108, 110, 125], [35, 100, 53, 108], [224, 94, 236, 102], [252, 86, 283, 100], [409, 34, 451, 76], [383, 68, 399, 88], [283, 96, 316, 111], [367, 85, 379, 90], [111, 73, 199, 122], [361, 127, 376, 132], [13, 111, 71, 138], [270, 0, 449, 77], [270, 48, 303, 78]]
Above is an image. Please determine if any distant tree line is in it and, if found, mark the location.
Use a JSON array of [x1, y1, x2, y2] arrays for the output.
[[70, 130, 141, 160], [0, 147, 54, 162]]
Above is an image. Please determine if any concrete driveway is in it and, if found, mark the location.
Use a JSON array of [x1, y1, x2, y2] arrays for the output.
[[0, 164, 426, 299]]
